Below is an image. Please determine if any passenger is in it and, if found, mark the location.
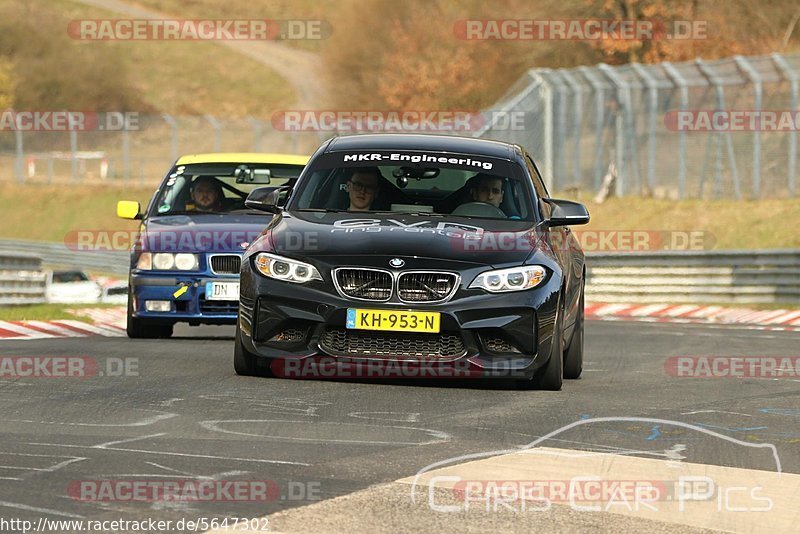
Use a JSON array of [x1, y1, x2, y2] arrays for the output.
[[347, 167, 381, 211]]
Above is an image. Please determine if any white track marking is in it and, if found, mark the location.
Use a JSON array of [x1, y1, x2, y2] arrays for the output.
[[200, 419, 451, 446], [0, 500, 84, 518]]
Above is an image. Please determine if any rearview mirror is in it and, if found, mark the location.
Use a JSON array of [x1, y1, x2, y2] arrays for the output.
[[245, 186, 289, 214], [117, 200, 142, 220], [543, 198, 589, 227]]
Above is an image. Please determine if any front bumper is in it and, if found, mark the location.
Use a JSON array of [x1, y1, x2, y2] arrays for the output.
[[130, 272, 239, 325], [238, 260, 561, 379]]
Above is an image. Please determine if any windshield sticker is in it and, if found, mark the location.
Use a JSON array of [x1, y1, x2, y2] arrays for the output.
[[342, 152, 493, 170]]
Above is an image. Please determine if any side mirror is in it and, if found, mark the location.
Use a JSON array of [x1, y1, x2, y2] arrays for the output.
[[245, 186, 289, 214], [543, 198, 589, 227], [117, 200, 142, 220]]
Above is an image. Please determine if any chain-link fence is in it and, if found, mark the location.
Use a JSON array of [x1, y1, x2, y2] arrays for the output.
[[0, 114, 326, 185], [477, 52, 800, 200], [3, 52, 800, 199]]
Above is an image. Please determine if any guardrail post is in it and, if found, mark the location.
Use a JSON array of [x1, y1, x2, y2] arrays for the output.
[[560, 70, 584, 190], [161, 113, 179, 162], [734, 56, 763, 199], [579, 67, 606, 192], [772, 53, 798, 197], [205, 115, 222, 152], [631, 63, 658, 194], [662, 63, 688, 200]]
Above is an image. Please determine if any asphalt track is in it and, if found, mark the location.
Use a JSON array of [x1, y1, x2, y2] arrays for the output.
[[0, 320, 798, 533]]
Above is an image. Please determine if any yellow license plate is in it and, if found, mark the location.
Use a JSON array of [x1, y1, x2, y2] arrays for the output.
[[346, 308, 440, 333]]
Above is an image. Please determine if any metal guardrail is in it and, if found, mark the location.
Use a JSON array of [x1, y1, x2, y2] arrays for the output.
[[0, 240, 129, 277], [0, 240, 797, 306], [586, 250, 800, 304], [0, 252, 47, 305]]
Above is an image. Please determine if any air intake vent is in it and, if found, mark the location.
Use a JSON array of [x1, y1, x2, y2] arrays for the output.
[[334, 269, 392, 301], [397, 272, 458, 302], [210, 254, 241, 275]]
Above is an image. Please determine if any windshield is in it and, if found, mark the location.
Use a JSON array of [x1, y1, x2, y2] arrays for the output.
[[151, 162, 305, 216], [290, 155, 535, 221]]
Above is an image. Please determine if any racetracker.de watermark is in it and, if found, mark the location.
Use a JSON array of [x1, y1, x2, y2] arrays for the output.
[[271, 110, 525, 132], [64, 230, 266, 252], [665, 356, 800, 379], [68, 479, 320, 502], [0, 356, 138, 378], [68, 19, 331, 40], [665, 110, 800, 131], [454, 19, 707, 41], [270, 357, 530, 380], [0, 111, 138, 131], [453, 230, 714, 253]]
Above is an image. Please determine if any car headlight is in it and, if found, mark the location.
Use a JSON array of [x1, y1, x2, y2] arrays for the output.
[[136, 252, 152, 270], [254, 253, 322, 283], [469, 265, 547, 293], [137, 252, 198, 271]]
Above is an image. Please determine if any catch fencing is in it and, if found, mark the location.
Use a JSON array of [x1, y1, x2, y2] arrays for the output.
[[477, 52, 800, 200], [2, 53, 800, 200]]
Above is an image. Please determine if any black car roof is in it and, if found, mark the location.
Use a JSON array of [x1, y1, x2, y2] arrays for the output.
[[326, 134, 517, 160]]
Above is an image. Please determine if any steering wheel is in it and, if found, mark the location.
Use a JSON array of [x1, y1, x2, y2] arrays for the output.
[[451, 201, 507, 218]]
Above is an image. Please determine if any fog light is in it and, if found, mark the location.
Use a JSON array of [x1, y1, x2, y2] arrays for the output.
[[145, 300, 171, 312]]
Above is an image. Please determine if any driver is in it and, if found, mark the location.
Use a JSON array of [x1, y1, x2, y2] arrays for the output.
[[189, 176, 224, 212], [470, 173, 504, 208]]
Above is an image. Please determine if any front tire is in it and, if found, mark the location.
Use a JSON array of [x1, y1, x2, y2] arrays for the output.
[[234, 323, 271, 377], [126, 292, 173, 339], [519, 299, 563, 391], [563, 285, 584, 379]]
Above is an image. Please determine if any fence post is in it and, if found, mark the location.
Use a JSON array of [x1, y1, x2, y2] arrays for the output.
[[474, 70, 540, 139], [161, 113, 179, 162], [662, 62, 688, 200], [696, 59, 741, 199], [560, 70, 584, 190], [598, 64, 630, 196], [205, 115, 222, 152], [734, 56, 763, 199], [541, 70, 568, 191], [771, 53, 797, 198], [248, 116, 263, 152], [579, 66, 606, 192], [631, 63, 658, 194], [14, 120, 24, 183], [69, 129, 78, 182], [531, 70, 554, 192], [122, 126, 130, 182]]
